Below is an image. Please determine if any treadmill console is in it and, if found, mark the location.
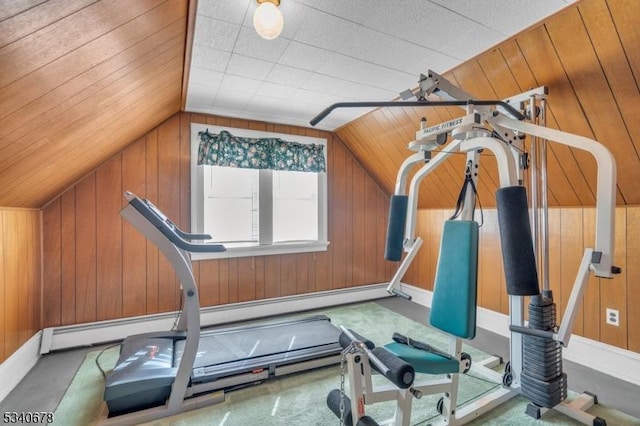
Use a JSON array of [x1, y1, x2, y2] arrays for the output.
[[122, 191, 225, 253]]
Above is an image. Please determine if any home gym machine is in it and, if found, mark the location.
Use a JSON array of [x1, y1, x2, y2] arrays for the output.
[[311, 70, 618, 426], [100, 192, 343, 425]]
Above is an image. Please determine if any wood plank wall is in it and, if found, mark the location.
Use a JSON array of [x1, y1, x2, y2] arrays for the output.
[[41, 112, 395, 328], [0, 208, 41, 364], [405, 206, 640, 352], [0, 0, 187, 208]]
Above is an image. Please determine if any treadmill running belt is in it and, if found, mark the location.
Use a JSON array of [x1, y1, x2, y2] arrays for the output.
[[174, 315, 341, 382]]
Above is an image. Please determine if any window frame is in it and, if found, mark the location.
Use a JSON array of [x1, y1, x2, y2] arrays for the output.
[[190, 123, 329, 260]]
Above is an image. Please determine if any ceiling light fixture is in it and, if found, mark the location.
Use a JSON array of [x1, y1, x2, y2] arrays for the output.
[[253, 0, 283, 40]]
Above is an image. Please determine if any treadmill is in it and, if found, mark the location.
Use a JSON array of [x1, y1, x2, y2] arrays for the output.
[[101, 192, 342, 425]]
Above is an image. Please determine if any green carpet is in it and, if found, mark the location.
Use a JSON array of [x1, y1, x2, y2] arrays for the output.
[[53, 302, 640, 425]]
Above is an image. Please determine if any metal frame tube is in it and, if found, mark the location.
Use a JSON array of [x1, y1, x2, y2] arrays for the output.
[[394, 152, 427, 195], [118, 204, 201, 413], [556, 249, 594, 346], [539, 99, 550, 291], [405, 139, 463, 242], [529, 96, 540, 273], [310, 100, 525, 127], [458, 137, 518, 187], [386, 238, 423, 298], [488, 114, 616, 278], [460, 152, 480, 222]]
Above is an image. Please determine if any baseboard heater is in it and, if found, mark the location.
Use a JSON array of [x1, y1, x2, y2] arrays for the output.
[[40, 283, 389, 354]]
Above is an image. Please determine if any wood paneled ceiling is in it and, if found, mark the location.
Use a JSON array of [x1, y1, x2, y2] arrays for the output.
[[0, 0, 638, 210], [337, 0, 640, 209], [0, 0, 188, 208]]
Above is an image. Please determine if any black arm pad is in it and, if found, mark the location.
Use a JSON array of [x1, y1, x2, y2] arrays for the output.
[[326, 389, 353, 426], [370, 347, 415, 389], [326, 390, 379, 426]]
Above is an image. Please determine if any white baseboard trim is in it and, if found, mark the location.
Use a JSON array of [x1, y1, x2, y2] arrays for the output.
[[0, 331, 42, 404], [40, 283, 389, 354], [399, 282, 640, 387], [398, 283, 433, 307], [564, 335, 640, 386], [476, 306, 510, 337]]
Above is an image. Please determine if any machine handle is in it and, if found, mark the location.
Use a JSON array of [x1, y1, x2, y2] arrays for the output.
[[310, 100, 525, 126], [509, 325, 555, 340], [125, 193, 225, 253], [167, 219, 212, 241]]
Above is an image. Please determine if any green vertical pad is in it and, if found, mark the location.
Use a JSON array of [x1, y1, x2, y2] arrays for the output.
[[429, 220, 479, 339]]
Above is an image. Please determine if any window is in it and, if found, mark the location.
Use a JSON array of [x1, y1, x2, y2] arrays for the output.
[[191, 124, 328, 259]]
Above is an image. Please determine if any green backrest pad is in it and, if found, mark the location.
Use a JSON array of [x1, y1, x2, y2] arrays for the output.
[[429, 220, 479, 339]]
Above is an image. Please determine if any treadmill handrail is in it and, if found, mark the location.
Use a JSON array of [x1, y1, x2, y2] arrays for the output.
[[167, 219, 212, 241], [124, 192, 225, 253], [134, 195, 213, 241]]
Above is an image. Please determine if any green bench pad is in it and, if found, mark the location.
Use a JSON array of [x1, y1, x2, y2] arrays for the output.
[[384, 342, 460, 375]]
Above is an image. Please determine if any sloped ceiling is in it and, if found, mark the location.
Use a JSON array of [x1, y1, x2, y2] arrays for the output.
[[0, 0, 188, 208], [1, 0, 638, 210], [184, 0, 576, 130]]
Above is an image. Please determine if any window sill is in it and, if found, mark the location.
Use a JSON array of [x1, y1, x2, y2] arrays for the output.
[[190, 241, 330, 260]]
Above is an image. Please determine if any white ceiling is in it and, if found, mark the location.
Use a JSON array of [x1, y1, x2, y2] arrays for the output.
[[185, 0, 576, 131]]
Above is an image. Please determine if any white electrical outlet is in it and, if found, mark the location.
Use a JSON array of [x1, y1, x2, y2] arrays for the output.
[[606, 308, 620, 326]]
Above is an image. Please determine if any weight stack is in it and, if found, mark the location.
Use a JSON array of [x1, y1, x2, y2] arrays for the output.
[[521, 290, 567, 408]]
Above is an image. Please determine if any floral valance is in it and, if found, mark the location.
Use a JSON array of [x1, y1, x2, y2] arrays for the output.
[[197, 130, 326, 173]]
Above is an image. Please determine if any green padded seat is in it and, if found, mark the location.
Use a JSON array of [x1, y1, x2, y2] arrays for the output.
[[384, 342, 460, 375]]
